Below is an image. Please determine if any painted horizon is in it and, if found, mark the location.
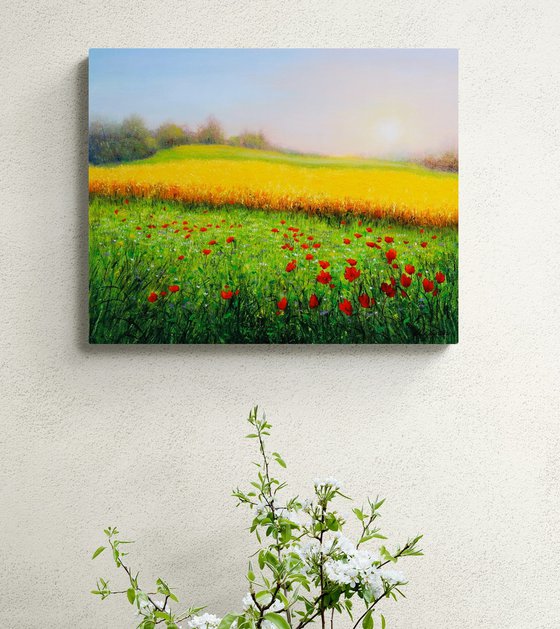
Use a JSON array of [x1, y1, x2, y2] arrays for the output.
[[88, 48, 458, 344]]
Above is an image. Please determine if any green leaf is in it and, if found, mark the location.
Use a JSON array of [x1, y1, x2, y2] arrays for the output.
[[380, 546, 396, 563], [362, 610, 374, 629], [381, 614, 386, 629], [272, 452, 287, 468], [127, 588, 136, 604], [353, 508, 365, 521], [359, 533, 387, 544], [264, 612, 290, 629], [217, 614, 239, 629], [92, 546, 106, 559]]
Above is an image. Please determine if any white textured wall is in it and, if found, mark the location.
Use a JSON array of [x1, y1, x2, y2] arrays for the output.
[[1, 1, 559, 627]]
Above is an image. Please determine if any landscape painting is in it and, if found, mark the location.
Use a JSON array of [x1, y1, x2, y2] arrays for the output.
[[88, 49, 458, 344]]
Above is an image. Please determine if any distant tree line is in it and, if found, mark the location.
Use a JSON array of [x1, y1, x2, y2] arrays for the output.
[[419, 151, 458, 172], [88, 115, 273, 164]]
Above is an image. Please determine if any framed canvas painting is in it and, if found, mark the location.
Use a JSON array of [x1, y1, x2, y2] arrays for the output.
[[88, 49, 458, 344]]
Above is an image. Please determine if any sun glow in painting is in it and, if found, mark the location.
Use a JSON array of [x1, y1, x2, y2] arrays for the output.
[[88, 48, 458, 344]]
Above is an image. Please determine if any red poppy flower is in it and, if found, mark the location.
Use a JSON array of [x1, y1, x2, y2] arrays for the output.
[[271, 228, 279, 233], [420, 228, 425, 234], [343, 238, 351, 245], [200, 227, 207, 232], [392, 263, 398, 269], [169, 285, 180, 292], [280, 219, 286, 225], [319, 260, 330, 269], [339, 299, 353, 316], [124, 199, 129, 205], [208, 239, 217, 245], [354, 233, 362, 239], [344, 266, 361, 282], [277, 297, 288, 310], [384, 236, 394, 243], [221, 290, 233, 300], [309, 294, 319, 309], [312, 242, 321, 249], [178, 255, 185, 260], [329, 283, 335, 289], [226, 236, 235, 243], [184, 234, 191, 239], [146, 234, 152, 238], [381, 282, 396, 298], [147, 292, 158, 303], [305, 253, 314, 260], [160, 291, 167, 296], [403, 240, 409, 244], [358, 220, 363, 226], [114, 209, 119, 215], [435, 272, 446, 284], [386, 249, 397, 263], [422, 278, 435, 292], [421, 242, 428, 248], [366, 227, 373, 233], [202, 249, 212, 255], [340, 220, 346, 225], [301, 243, 309, 249], [286, 260, 297, 272], [346, 258, 357, 266], [400, 274, 412, 288], [307, 235, 314, 241], [358, 294, 371, 308], [432, 288, 439, 297], [432, 235, 437, 240], [400, 290, 408, 298], [317, 270, 332, 284], [405, 264, 415, 275], [162, 223, 169, 228]]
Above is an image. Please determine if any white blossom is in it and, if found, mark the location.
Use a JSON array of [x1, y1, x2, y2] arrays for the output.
[[324, 547, 388, 598], [187, 613, 222, 629], [243, 593, 284, 613], [378, 568, 406, 584], [313, 477, 344, 491]]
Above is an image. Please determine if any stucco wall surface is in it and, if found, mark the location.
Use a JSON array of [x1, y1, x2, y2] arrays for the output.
[[1, 1, 559, 627]]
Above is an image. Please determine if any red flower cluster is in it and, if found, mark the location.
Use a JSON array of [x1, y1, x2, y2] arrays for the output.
[[358, 294, 374, 308], [339, 299, 353, 316], [344, 266, 361, 282], [317, 270, 332, 284]]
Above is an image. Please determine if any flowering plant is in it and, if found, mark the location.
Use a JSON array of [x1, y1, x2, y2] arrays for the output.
[[92, 408, 422, 629]]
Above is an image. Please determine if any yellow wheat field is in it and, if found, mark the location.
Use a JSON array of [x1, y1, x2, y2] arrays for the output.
[[89, 146, 458, 227]]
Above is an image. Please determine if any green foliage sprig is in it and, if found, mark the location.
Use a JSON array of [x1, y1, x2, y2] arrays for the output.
[[92, 408, 422, 629]]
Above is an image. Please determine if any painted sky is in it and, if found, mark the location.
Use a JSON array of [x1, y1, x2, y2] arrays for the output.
[[89, 48, 457, 158]]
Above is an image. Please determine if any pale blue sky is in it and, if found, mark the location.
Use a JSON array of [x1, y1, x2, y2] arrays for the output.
[[89, 48, 457, 158]]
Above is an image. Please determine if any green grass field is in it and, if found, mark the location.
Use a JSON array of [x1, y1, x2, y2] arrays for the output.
[[89, 196, 458, 344], [106, 144, 453, 175]]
